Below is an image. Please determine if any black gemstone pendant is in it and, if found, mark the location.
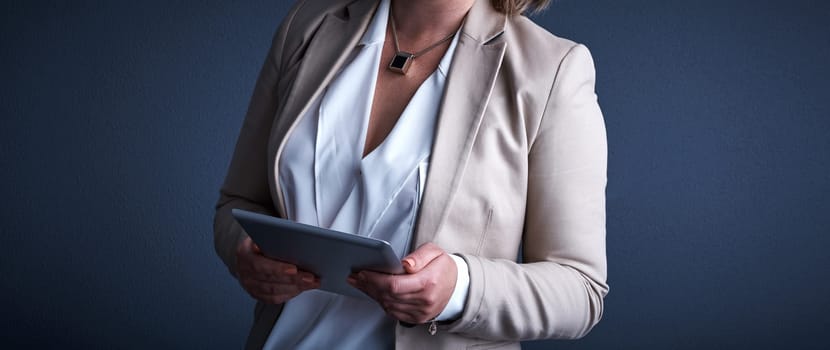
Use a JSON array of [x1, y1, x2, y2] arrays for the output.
[[389, 51, 414, 75]]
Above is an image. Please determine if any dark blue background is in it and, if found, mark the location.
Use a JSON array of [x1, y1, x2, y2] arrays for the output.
[[2, 0, 828, 349]]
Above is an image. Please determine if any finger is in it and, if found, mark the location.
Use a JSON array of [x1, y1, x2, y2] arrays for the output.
[[347, 274, 377, 301], [358, 270, 426, 295], [375, 279, 441, 306], [238, 237, 300, 273], [246, 278, 320, 300], [241, 257, 319, 286], [252, 268, 320, 286], [380, 292, 428, 305], [360, 254, 452, 294], [385, 253, 458, 304], [236, 236, 255, 255], [296, 271, 320, 288], [247, 259, 299, 283], [250, 280, 300, 296], [237, 236, 267, 260], [349, 271, 399, 302], [253, 254, 298, 274], [401, 242, 445, 274]]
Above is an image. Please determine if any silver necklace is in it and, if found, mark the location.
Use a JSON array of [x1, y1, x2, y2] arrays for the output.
[[387, 14, 456, 75]]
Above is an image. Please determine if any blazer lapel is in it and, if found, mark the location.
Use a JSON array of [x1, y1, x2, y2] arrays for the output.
[[413, 0, 507, 247], [268, 0, 379, 217]]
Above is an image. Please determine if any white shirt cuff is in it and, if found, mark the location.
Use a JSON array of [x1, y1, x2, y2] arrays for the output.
[[435, 254, 470, 321]]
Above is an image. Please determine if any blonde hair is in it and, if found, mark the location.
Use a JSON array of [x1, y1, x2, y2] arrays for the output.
[[490, 0, 551, 15]]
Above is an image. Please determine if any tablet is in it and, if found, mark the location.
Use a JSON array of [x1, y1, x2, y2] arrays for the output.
[[231, 208, 404, 299]]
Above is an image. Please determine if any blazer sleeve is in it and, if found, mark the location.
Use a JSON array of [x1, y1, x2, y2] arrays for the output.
[[449, 44, 609, 340], [213, 5, 300, 277]]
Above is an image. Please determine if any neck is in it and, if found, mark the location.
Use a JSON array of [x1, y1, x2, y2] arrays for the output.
[[390, 0, 474, 37]]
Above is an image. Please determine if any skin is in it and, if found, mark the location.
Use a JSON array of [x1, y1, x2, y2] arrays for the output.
[[236, 237, 320, 304], [348, 243, 458, 324], [363, 0, 474, 158], [235, 0, 475, 324]]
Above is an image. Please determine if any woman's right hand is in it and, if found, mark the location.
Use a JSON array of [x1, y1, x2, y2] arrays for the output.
[[235, 236, 320, 304]]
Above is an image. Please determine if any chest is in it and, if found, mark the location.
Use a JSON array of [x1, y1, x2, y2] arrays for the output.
[[364, 25, 453, 157]]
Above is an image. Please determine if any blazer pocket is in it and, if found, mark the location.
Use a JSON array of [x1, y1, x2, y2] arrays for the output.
[[474, 206, 494, 255], [467, 340, 519, 350]]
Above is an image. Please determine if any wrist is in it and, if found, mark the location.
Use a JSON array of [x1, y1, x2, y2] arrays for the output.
[[434, 254, 470, 322]]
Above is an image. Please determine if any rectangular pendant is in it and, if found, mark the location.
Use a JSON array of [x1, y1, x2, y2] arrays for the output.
[[389, 51, 413, 75]]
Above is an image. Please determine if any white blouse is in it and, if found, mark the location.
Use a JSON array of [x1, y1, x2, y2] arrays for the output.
[[263, 1, 468, 349]]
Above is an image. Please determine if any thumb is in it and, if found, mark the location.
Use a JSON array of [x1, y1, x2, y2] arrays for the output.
[[401, 242, 444, 274]]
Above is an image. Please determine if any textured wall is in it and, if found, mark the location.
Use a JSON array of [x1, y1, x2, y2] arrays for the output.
[[1, 0, 828, 349]]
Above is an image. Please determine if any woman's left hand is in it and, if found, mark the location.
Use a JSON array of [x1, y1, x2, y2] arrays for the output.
[[347, 242, 458, 324]]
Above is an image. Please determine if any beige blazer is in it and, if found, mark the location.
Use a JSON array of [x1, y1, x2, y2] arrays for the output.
[[214, 0, 608, 348]]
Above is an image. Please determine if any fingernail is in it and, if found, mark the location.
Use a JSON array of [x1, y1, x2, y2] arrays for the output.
[[347, 277, 356, 285], [283, 266, 297, 275], [403, 258, 415, 269], [301, 275, 313, 284]]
